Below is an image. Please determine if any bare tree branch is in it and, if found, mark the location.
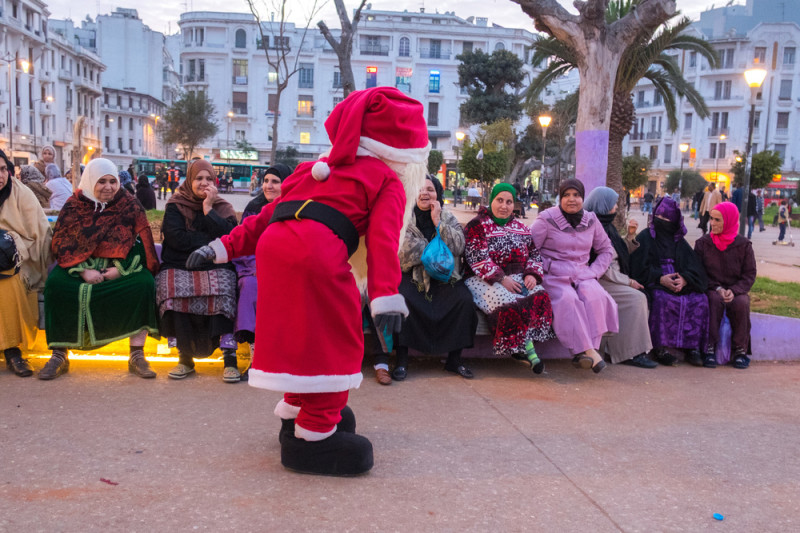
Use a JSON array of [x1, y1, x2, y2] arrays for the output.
[[316, 0, 367, 97]]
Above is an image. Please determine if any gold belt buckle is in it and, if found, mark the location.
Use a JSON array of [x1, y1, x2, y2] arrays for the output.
[[294, 199, 313, 221]]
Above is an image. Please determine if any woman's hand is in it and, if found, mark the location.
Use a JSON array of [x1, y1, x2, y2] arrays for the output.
[[80, 269, 105, 284], [660, 274, 679, 292], [672, 273, 687, 292], [102, 267, 121, 281], [523, 275, 538, 290], [500, 275, 522, 294], [430, 201, 441, 227], [629, 279, 644, 290], [202, 184, 219, 215]]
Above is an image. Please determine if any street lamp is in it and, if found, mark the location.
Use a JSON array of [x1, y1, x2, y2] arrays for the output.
[[454, 130, 465, 203], [31, 95, 54, 157], [150, 113, 160, 156], [537, 114, 551, 203], [739, 67, 767, 237], [714, 133, 726, 183], [678, 142, 690, 192]]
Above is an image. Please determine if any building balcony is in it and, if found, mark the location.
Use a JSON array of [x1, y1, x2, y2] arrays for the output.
[[629, 132, 645, 141], [75, 77, 102, 96], [184, 73, 207, 83], [636, 101, 651, 108], [708, 127, 729, 137], [58, 69, 72, 81], [776, 128, 789, 137], [646, 131, 662, 140], [419, 48, 451, 60], [781, 62, 795, 72], [360, 44, 389, 56], [231, 105, 248, 115], [232, 76, 248, 85]]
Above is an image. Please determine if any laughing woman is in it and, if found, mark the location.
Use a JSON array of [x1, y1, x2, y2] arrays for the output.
[[156, 160, 240, 382], [40, 158, 160, 380]]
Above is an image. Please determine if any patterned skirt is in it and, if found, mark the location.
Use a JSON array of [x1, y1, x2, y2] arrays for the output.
[[465, 273, 555, 357]]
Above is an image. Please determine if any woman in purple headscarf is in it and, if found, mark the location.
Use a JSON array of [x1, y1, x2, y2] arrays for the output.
[[630, 196, 709, 366]]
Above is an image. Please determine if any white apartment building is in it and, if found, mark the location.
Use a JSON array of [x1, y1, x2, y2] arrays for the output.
[[177, 8, 538, 166], [0, 2, 104, 171], [623, 5, 800, 195]]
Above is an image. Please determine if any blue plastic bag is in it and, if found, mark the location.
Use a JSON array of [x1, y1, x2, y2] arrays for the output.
[[420, 225, 454, 283], [716, 312, 732, 365]]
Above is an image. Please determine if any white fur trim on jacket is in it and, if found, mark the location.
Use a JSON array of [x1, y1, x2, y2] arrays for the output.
[[208, 238, 228, 264], [359, 137, 431, 165], [295, 424, 336, 442], [248, 370, 363, 393], [274, 399, 301, 420], [370, 294, 409, 318]]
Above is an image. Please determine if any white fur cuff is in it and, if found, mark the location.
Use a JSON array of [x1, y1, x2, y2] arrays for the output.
[[208, 238, 229, 263], [370, 294, 409, 318], [274, 400, 301, 420], [295, 424, 336, 442]]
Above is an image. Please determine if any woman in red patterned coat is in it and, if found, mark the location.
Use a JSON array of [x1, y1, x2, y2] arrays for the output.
[[464, 183, 555, 374]]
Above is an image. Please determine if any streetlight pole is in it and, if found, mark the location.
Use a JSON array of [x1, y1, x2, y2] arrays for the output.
[[740, 68, 767, 237], [150, 113, 160, 157], [538, 114, 551, 204], [454, 130, 465, 203], [678, 143, 689, 193], [714, 133, 726, 183]]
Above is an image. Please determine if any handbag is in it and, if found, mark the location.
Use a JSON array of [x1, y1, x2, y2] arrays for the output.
[[420, 224, 455, 283]]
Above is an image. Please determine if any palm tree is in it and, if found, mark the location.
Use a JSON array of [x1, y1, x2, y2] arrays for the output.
[[526, 1, 719, 212]]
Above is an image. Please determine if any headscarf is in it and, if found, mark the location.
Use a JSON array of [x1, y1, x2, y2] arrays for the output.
[[45, 163, 62, 181], [19, 165, 46, 184], [0, 149, 14, 210], [136, 175, 151, 189], [19, 165, 52, 208], [40, 145, 56, 159], [558, 178, 585, 228], [585, 186, 630, 275], [710, 201, 739, 252], [428, 174, 444, 207], [414, 175, 440, 241], [167, 159, 237, 228], [77, 158, 119, 212], [243, 163, 293, 217], [649, 196, 687, 259], [489, 182, 516, 226], [118, 170, 133, 189]]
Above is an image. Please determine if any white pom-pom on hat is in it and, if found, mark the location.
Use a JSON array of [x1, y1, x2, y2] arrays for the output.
[[311, 161, 330, 181]]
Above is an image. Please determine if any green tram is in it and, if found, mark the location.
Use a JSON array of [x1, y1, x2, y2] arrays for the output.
[[132, 158, 271, 186]]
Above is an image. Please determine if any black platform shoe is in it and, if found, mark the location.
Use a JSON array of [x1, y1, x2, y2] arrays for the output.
[[281, 431, 374, 476], [278, 405, 356, 444]]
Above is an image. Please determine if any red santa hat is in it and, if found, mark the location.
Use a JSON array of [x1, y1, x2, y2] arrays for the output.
[[312, 87, 431, 181]]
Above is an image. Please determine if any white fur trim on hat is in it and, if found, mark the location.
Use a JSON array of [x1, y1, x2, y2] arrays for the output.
[[208, 238, 228, 264], [295, 424, 336, 442], [359, 137, 431, 165], [312, 161, 330, 181], [370, 294, 409, 318], [274, 399, 301, 420], [248, 369, 363, 393]]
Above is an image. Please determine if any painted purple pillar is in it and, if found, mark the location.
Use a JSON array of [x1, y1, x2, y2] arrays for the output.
[[575, 129, 609, 195]]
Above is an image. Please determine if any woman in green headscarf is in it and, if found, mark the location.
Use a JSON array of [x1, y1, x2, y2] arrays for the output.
[[463, 183, 555, 374]]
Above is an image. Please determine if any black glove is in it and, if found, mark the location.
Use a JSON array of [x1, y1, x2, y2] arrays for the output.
[[374, 313, 403, 336], [185, 245, 216, 270]]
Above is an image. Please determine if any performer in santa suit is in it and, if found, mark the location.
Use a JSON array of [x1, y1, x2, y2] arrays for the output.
[[186, 87, 430, 476]]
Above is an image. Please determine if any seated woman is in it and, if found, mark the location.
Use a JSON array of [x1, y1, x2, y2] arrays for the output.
[[45, 163, 73, 211], [19, 165, 52, 209], [156, 159, 240, 382], [135, 174, 157, 210], [694, 202, 756, 369], [584, 187, 656, 368], [531, 179, 618, 373], [33, 145, 57, 177], [0, 150, 52, 377], [388, 175, 477, 383], [630, 196, 709, 367], [464, 183, 554, 374], [118, 170, 136, 196], [233, 163, 292, 373], [39, 158, 160, 380]]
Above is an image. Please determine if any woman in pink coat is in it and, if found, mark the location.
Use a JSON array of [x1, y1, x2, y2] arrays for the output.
[[531, 179, 618, 373]]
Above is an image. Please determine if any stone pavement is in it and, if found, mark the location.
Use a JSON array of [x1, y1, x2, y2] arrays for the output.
[[2, 357, 799, 531]]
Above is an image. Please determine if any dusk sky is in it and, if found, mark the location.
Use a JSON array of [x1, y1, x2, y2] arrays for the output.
[[45, 0, 726, 36]]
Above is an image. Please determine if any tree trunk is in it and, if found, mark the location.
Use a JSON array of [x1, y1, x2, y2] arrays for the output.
[[606, 91, 635, 228], [339, 44, 356, 97], [270, 89, 283, 163]]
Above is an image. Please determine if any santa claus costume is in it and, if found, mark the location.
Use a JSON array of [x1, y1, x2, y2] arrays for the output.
[[190, 87, 430, 476]]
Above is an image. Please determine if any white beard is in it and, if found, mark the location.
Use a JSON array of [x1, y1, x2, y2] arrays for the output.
[[348, 160, 428, 298]]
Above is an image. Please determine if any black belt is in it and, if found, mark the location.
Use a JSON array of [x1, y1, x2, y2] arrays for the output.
[[269, 200, 359, 257]]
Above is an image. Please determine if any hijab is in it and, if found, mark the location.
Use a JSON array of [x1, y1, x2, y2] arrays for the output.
[[19, 165, 46, 184], [244, 163, 293, 216], [489, 182, 516, 226], [78, 158, 119, 212], [585, 186, 630, 274], [558, 178, 585, 228], [649, 196, 687, 260], [118, 170, 133, 189], [136, 175, 151, 189], [414, 176, 441, 241], [19, 165, 53, 208], [45, 163, 62, 181], [0, 149, 14, 210], [167, 159, 237, 228], [710, 201, 739, 252]]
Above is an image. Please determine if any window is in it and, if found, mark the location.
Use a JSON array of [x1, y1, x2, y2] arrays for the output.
[[653, 91, 662, 106], [430, 39, 442, 58], [776, 112, 790, 133], [714, 80, 723, 100], [267, 69, 277, 84], [399, 37, 410, 57], [235, 29, 246, 48], [332, 69, 341, 88], [117, 95, 122, 107], [198, 59, 205, 81], [430, 138, 437, 149], [774, 144, 787, 160], [396, 67, 412, 93], [664, 144, 672, 164], [683, 113, 693, 131], [637, 90, 645, 106], [752, 143, 758, 153], [232, 91, 248, 115], [689, 52, 696, 67], [753, 111, 761, 128], [724, 80, 732, 99], [719, 143, 726, 159], [709, 143, 717, 159], [297, 95, 313, 116], [332, 96, 344, 110], [267, 94, 277, 113], [754, 47, 767, 64], [235, 130, 245, 141], [118, 137, 123, 151], [778, 80, 792, 100], [723, 48, 734, 68], [104, 114, 110, 127], [463, 41, 473, 53], [129, 117, 133, 130], [633, 146, 641, 156], [300, 132, 311, 144], [366, 66, 377, 88], [105, 136, 110, 151], [104, 94, 109, 105], [428, 102, 439, 127], [129, 139, 134, 152], [428, 70, 440, 93], [273, 36, 289, 49], [494, 42, 505, 51], [649, 145, 658, 160], [785, 47, 796, 65], [298, 63, 314, 89], [233, 59, 248, 84]]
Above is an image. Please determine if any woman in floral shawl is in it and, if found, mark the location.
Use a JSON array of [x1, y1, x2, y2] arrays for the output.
[[40, 158, 160, 380]]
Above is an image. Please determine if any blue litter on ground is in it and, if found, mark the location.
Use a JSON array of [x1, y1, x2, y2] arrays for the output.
[[713, 513, 724, 521]]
